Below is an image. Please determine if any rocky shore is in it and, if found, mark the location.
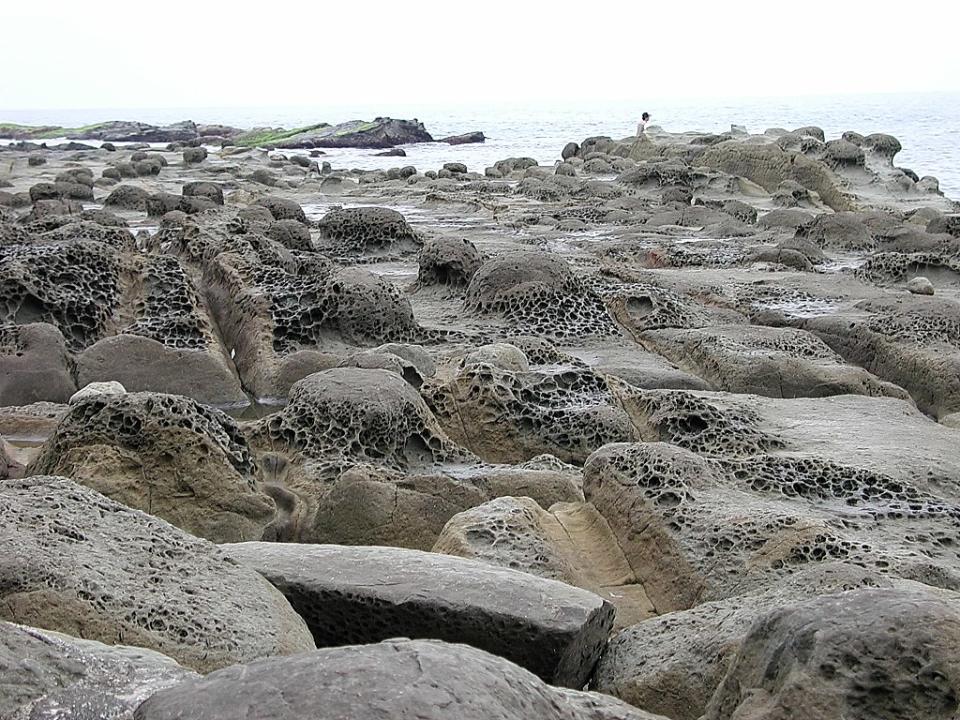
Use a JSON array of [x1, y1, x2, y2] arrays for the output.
[[1, 119, 960, 720]]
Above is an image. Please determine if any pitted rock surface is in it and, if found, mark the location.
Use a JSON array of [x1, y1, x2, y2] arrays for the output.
[[0, 476, 315, 672], [0, 240, 120, 351], [583, 434, 960, 611], [258, 368, 474, 473], [466, 251, 616, 339], [422, 363, 640, 464], [29, 392, 275, 542], [416, 235, 482, 288], [703, 588, 960, 720], [316, 206, 421, 255], [594, 564, 895, 720]]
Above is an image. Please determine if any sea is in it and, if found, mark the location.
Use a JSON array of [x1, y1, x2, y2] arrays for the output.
[[3, 92, 959, 198]]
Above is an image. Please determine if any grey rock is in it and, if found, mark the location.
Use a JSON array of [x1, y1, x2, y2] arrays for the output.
[[255, 196, 307, 223], [440, 131, 486, 145], [907, 276, 935, 295], [222, 541, 614, 688], [0, 621, 198, 720], [181, 147, 207, 164], [134, 639, 664, 720], [703, 588, 960, 720], [0, 323, 77, 406], [0, 476, 315, 673]]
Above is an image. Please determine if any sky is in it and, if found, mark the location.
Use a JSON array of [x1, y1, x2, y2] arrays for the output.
[[2, 0, 959, 111]]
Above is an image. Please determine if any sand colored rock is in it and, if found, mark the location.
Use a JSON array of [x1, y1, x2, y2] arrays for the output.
[[29, 392, 276, 542]]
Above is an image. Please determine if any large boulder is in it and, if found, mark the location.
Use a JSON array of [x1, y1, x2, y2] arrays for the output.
[[75, 333, 247, 406], [67, 120, 198, 143], [699, 143, 854, 211], [29, 392, 277, 543], [0, 621, 198, 720], [203, 244, 426, 399], [223, 542, 615, 688], [134, 639, 665, 720], [265, 218, 313, 251], [181, 181, 224, 205], [248, 368, 479, 545], [256, 368, 472, 471], [255, 196, 307, 223], [440, 131, 486, 145], [0, 476, 315, 672], [703, 588, 960, 720], [594, 565, 894, 720], [582, 419, 960, 610]]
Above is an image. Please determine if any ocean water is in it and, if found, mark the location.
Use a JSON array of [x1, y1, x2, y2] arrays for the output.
[[3, 92, 959, 198]]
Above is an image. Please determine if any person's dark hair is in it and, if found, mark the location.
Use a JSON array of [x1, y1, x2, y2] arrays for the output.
[[642, 112, 650, 121]]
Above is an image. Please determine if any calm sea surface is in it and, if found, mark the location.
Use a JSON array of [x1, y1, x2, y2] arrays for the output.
[[3, 93, 958, 198]]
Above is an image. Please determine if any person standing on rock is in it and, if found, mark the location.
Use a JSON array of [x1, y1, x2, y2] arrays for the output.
[[636, 112, 651, 137]]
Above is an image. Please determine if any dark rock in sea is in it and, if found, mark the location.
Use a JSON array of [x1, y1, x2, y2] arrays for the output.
[[375, 148, 407, 157], [259, 118, 433, 149], [197, 123, 241, 138], [222, 542, 615, 688], [440, 131, 486, 145], [51, 142, 96, 151], [68, 120, 198, 143]]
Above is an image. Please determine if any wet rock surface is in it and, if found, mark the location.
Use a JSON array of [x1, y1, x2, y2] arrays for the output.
[[0, 120, 958, 718]]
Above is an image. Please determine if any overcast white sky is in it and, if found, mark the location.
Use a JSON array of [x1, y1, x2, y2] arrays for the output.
[[2, 0, 958, 110]]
